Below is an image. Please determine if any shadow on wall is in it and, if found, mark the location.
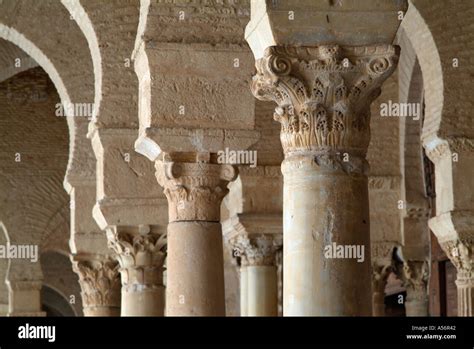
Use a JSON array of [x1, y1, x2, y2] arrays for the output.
[[40, 251, 83, 316], [41, 285, 75, 317]]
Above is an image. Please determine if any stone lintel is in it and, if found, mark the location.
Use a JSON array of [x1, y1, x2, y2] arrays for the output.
[[135, 127, 260, 161], [246, 0, 408, 59]]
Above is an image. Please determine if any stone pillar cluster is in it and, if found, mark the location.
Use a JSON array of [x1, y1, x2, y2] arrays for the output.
[[7, 0, 474, 319]]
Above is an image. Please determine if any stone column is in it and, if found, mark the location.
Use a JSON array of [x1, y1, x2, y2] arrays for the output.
[[156, 154, 237, 316], [106, 225, 166, 316], [240, 266, 249, 316], [72, 256, 121, 316], [231, 234, 281, 316], [250, 45, 399, 315], [440, 239, 473, 316], [400, 260, 429, 316]]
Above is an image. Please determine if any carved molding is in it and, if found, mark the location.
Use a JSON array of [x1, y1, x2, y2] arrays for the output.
[[406, 206, 431, 219], [280, 152, 369, 176], [156, 159, 237, 222], [251, 45, 399, 157], [72, 257, 121, 309], [106, 227, 167, 291]]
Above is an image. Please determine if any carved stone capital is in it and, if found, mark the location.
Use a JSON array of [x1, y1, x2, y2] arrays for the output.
[[71, 256, 121, 310], [106, 226, 167, 292], [229, 233, 282, 267], [399, 260, 429, 301], [425, 137, 474, 163], [372, 263, 393, 293], [156, 157, 238, 222], [440, 239, 474, 282], [251, 45, 399, 157]]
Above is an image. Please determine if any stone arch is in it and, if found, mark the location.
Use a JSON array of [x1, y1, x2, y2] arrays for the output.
[[401, 0, 474, 316], [0, 67, 70, 315], [0, 1, 97, 315], [41, 284, 76, 317], [0, 39, 38, 82], [401, 1, 444, 150], [0, 0, 97, 191], [397, 26, 430, 266], [0, 24, 73, 114], [41, 251, 82, 316], [60, 0, 102, 122]]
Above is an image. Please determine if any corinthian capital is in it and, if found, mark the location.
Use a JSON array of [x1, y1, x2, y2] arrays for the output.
[[156, 157, 237, 222], [440, 239, 474, 282], [72, 256, 121, 310], [106, 226, 167, 291], [399, 260, 429, 301], [251, 45, 399, 156], [229, 234, 282, 267]]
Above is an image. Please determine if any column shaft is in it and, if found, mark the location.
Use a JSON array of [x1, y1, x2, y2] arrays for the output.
[[283, 155, 371, 315], [247, 265, 278, 316], [372, 291, 385, 317], [166, 221, 225, 316], [240, 266, 248, 316], [401, 260, 429, 317], [456, 274, 474, 316], [121, 287, 165, 316]]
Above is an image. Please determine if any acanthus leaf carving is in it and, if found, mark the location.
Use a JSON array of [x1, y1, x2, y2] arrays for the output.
[[106, 227, 167, 291], [72, 256, 121, 310], [229, 233, 282, 267], [399, 260, 430, 302], [251, 45, 399, 158], [156, 159, 237, 222], [440, 238, 474, 282]]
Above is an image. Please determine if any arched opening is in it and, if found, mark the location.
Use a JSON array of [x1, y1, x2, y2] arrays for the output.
[[41, 285, 76, 317]]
